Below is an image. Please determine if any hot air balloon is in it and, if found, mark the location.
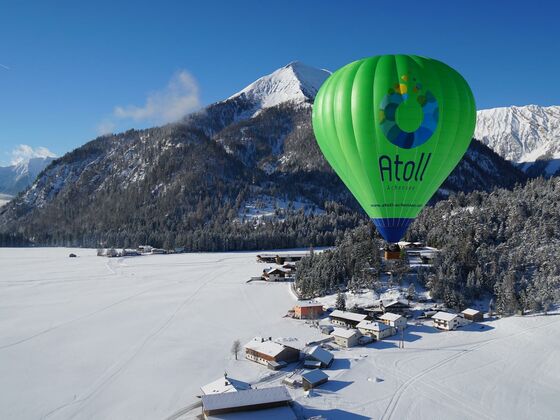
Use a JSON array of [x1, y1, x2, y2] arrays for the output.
[[312, 55, 476, 248]]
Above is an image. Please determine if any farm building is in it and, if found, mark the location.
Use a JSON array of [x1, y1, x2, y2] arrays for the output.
[[305, 346, 334, 368], [301, 369, 329, 391], [293, 302, 324, 319], [379, 312, 408, 330], [263, 268, 290, 281], [200, 375, 251, 395], [200, 386, 295, 418], [244, 337, 299, 368], [357, 320, 396, 340], [461, 308, 483, 322], [329, 310, 368, 328], [432, 311, 460, 330], [331, 327, 361, 348]]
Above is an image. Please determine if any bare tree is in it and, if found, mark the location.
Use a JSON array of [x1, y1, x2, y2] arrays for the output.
[[231, 339, 241, 360]]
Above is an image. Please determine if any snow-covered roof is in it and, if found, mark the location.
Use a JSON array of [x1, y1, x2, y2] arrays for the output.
[[301, 369, 329, 385], [384, 299, 410, 308], [201, 377, 251, 395], [357, 321, 391, 332], [266, 268, 288, 275], [461, 308, 481, 316], [295, 301, 323, 308], [201, 386, 291, 412], [330, 310, 368, 322], [432, 311, 458, 321], [307, 346, 333, 366], [244, 338, 286, 357], [331, 327, 360, 339], [379, 312, 404, 322]]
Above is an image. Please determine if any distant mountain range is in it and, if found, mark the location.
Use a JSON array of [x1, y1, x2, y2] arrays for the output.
[[476, 105, 560, 176], [0, 156, 54, 198], [0, 62, 538, 248]]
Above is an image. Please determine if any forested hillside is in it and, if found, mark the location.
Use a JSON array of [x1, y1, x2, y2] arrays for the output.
[[296, 177, 560, 312]]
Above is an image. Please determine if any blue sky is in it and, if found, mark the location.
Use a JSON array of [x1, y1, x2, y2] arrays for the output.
[[0, 0, 558, 165]]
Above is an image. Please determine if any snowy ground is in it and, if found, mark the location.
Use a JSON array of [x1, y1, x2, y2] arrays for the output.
[[1, 248, 559, 419]]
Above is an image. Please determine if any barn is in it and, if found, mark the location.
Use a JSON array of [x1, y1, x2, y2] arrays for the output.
[[461, 308, 483, 322], [301, 369, 329, 391]]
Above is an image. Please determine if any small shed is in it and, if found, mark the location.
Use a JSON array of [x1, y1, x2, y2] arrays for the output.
[[461, 308, 483, 322], [305, 346, 334, 368], [301, 369, 329, 391]]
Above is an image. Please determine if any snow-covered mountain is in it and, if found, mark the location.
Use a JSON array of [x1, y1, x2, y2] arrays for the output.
[[0, 62, 525, 248], [226, 61, 330, 117], [475, 105, 560, 176], [0, 156, 55, 196]]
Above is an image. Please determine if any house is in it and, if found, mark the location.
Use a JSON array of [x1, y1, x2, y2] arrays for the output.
[[137, 245, 153, 253], [357, 320, 396, 340], [294, 302, 324, 319], [244, 337, 299, 367], [379, 312, 408, 330], [263, 267, 290, 281], [107, 248, 119, 258], [151, 248, 167, 254], [461, 308, 483, 322], [282, 263, 297, 274], [331, 327, 361, 348], [200, 386, 294, 418], [305, 346, 334, 368], [329, 310, 368, 328], [432, 311, 460, 330], [380, 299, 411, 315], [122, 249, 141, 256], [301, 369, 329, 391], [200, 375, 251, 395]]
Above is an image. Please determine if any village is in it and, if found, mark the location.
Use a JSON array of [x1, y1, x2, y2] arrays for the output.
[[186, 243, 491, 419]]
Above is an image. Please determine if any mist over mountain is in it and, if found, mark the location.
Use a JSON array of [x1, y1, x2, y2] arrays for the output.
[[0, 63, 527, 248]]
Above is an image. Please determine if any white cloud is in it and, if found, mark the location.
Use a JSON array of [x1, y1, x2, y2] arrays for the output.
[[10, 145, 56, 166], [97, 70, 201, 135]]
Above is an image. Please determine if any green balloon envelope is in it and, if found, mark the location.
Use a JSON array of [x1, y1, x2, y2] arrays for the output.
[[312, 55, 476, 242]]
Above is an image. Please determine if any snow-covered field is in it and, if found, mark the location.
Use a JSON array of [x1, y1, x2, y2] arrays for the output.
[[1, 248, 559, 420]]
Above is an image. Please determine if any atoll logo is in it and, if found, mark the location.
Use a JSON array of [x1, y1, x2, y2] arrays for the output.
[[379, 74, 439, 149]]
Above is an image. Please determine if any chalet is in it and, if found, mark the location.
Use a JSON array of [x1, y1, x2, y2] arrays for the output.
[[305, 346, 334, 368], [432, 311, 460, 331], [244, 337, 299, 368], [301, 369, 329, 391], [329, 310, 368, 328], [200, 386, 294, 418], [461, 308, 483, 322], [293, 302, 324, 319], [200, 375, 251, 395], [357, 320, 396, 340], [379, 312, 408, 330], [380, 299, 411, 315], [331, 328, 361, 348], [263, 267, 290, 282]]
